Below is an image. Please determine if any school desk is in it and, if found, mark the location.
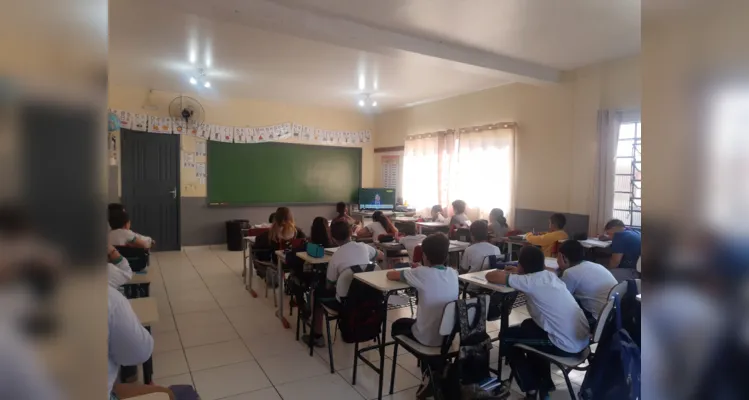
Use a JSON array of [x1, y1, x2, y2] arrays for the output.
[[415, 221, 449, 234], [128, 297, 159, 384], [352, 269, 412, 400], [127, 393, 170, 400], [273, 250, 332, 329], [123, 268, 152, 298]]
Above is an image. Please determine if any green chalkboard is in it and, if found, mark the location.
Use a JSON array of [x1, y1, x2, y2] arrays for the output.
[[207, 141, 361, 205]]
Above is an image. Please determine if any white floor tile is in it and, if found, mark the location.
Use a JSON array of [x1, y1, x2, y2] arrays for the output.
[[154, 373, 193, 388], [382, 386, 418, 400], [219, 387, 282, 400], [179, 321, 239, 348], [174, 309, 231, 330], [242, 331, 308, 360], [152, 329, 183, 353], [275, 373, 365, 400], [185, 339, 253, 372], [340, 358, 421, 400], [171, 297, 221, 315], [152, 349, 189, 379], [150, 313, 176, 334], [256, 352, 331, 385], [192, 361, 272, 400]]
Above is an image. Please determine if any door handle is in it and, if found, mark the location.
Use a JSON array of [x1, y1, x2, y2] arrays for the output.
[[170, 187, 177, 199]]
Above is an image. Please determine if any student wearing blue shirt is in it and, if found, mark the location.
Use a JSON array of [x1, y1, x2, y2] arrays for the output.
[[603, 219, 641, 281]]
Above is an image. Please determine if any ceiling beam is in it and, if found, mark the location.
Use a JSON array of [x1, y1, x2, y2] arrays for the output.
[[156, 0, 561, 83]]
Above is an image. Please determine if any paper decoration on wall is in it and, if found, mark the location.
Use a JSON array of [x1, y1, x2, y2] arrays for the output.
[[233, 127, 248, 144], [195, 140, 207, 157], [182, 152, 196, 169], [196, 162, 206, 185], [108, 109, 372, 145], [132, 114, 148, 131]]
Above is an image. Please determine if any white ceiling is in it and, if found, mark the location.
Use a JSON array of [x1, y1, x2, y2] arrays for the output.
[[109, 0, 640, 111]]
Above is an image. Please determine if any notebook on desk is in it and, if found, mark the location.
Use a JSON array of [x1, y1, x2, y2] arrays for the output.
[[324, 247, 339, 255]]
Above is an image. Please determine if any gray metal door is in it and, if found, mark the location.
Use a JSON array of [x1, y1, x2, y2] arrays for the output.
[[121, 129, 180, 250]]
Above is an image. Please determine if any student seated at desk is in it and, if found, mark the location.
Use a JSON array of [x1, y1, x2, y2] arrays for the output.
[[460, 220, 502, 274], [556, 240, 617, 326], [398, 222, 426, 263], [309, 217, 334, 248], [355, 210, 398, 242], [524, 213, 568, 257], [602, 218, 642, 282], [332, 201, 358, 227], [488, 208, 509, 239], [386, 233, 459, 397], [108, 245, 133, 288], [486, 246, 589, 399], [108, 285, 174, 400], [430, 204, 447, 223], [108, 209, 154, 248], [449, 199, 471, 228], [303, 220, 384, 347], [269, 207, 306, 249]]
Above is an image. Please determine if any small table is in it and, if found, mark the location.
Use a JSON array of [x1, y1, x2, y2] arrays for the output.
[[128, 394, 171, 400], [353, 269, 411, 400], [274, 250, 333, 328], [128, 298, 159, 384], [123, 269, 152, 298], [415, 221, 449, 234], [497, 237, 529, 261]]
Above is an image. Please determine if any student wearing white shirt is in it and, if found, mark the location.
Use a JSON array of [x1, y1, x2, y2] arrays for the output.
[[557, 240, 617, 323], [486, 246, 590, 398], [449, 199, 471, 228], [303, 220, 384, 347], [398, 222, 426, 262], [107, 245, 133, 288], [430, 205, 447, 223], [108, 209, 153, 248], [387, 233, 459, 397], [356, 210, 398, 242], [460, 220, 502, 274]]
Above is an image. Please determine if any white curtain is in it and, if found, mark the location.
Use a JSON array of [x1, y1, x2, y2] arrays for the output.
[[403, 127, 515, 222], [590, 110, 622, 234]]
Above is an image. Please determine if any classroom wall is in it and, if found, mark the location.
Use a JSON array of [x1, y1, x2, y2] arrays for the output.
[[373, 56, 640, 224], [108, 85, 375, 246]]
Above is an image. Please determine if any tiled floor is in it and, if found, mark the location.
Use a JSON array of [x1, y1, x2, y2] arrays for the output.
[[144, 246, 584, 399]]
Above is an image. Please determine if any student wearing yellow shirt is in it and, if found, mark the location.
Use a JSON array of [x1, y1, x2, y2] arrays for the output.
[[525, 213, 568, 257]]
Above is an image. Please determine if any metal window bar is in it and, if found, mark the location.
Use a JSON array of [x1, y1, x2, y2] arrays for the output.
[[614, 122, 641, 228]]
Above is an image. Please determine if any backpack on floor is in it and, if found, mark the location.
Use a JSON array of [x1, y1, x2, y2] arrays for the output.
[[169, 385, 200, 400], [580, 281, 641, 400], [338, 264, 384, 343]]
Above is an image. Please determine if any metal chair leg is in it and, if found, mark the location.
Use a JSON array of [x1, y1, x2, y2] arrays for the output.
[[325, 316, 334, 373], [389, 342, 399, 394], [352, 341, 359, 385], [563, 370, 577, 399]]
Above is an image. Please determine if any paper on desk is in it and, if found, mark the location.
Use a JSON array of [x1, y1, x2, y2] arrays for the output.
[[580, 239, 611, 248], [544, 258, 559, 269]]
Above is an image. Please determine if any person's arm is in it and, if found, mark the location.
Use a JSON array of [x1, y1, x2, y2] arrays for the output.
[[108, 263, 132, 288], [485, 269, 509, 285], [356, 225, 373, 238], [386, 270, 402, 281], [559, 270, 578, 293], [608, 233, 625, 269], [525, 233, 556, 246], [608, 253, 623, 270], [326, 262, 339, 287], [460, 249, 470, 272], [109, 292, 154, 367]]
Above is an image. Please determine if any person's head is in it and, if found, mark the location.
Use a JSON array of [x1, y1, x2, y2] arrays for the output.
[[421, 233, 450, 266], [604, 219, 626, 237], [489, 208, 508, 226], [268, 212, 276, 224], [469, 220, 490, 243], [452, 200, 467, 215], [108, 203, 125, 213], [372, 210, 395, 234], [108, 209, 130, 230], [400, 222, 416, 236], [517, 245, 546, 274], [557, 240, 585, 271], [336, 202, 348, 216], [274, 207, 294, 226], [431, 205, 443, 219], [330, 220, 352, 244], [0, 204, 32, 236], [310, 217, 331, 246], [549, 213, 566, 231]]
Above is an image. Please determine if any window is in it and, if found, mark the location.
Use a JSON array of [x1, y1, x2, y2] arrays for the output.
[[613, 121, 641, 228]]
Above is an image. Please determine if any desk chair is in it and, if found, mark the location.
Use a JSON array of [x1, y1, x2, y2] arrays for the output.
[[242, 228, 269, 278], [389, 296, 490, 400], [506, 282, 629, 399], [115, 246, 149, 272], [413, 245, 423, 264]]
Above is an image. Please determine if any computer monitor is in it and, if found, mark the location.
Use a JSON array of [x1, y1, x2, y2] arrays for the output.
[[358, 188, 396, 211]]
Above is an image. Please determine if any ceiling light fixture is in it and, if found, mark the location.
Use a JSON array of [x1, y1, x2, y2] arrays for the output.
[[358, 99, 365, 107], [372, 101, 377, 107], [358, 93, 377, 109], [204, 82, 211, 88], [189, 77, 197, 85], [189, 67, 212, 89]]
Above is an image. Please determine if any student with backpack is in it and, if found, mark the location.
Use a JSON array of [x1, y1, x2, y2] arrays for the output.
[[302, 220, 384, 347], [486, 246, 590, 399], [386, 233, 459, 399]]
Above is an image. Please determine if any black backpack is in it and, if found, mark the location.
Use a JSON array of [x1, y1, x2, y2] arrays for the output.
[[338, 264, 384, 343]]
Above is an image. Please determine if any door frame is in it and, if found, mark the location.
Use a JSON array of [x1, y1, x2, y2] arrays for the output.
[[120, 129, 182, 250]]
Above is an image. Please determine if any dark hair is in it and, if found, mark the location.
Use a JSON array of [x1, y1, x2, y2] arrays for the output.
[[372, 211, 396, 234], [431, 205, 443, 214], [108, 203, 125, 213], [518, 246, 546, 274], [421, 233, 450, 265], [452, 200, 467, 214], [336, 202, 346, 215], [268, 212, 276, 224], [310, 217, 331, 247], [0, 204, 31, 234], [604, 219, 625, 231], [550, 213, 567, 229], [489, 208, 508, 228], [330, 220, 351, 242], [108, 209, 130, 230], [400, 222, 416, 236], [558, 240, 585, 265], [469, 220, 489, 242]]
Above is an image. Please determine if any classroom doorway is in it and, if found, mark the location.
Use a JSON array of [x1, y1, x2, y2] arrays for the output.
[[121, 129, 181, 251]]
